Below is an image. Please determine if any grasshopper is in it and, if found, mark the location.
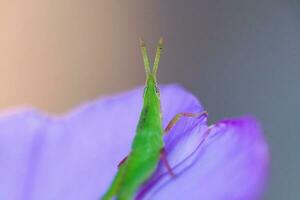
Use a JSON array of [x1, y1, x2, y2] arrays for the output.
[[102, 38, 207, 200]]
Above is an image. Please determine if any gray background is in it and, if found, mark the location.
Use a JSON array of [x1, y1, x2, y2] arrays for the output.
[[1, 0, 299, 199], [147, 1, 300, 199]]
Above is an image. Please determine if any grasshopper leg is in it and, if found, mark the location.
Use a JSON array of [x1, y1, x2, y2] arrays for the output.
[[160, 148, 176, 177], [164, 111, 208, 134], [117, 156, 128, 168], [161, 111, 208, 177]]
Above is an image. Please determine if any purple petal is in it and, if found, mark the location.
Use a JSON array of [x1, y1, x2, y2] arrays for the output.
[[0, 84, 204, 200], [139, 116, 269, 200]]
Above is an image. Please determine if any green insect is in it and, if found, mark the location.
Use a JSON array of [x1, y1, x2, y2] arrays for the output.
[[101, 38, 207, 200]]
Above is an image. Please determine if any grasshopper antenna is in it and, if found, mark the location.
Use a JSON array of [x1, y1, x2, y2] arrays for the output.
[[153, 37, 163, 77], [140, 38, 151, 77]]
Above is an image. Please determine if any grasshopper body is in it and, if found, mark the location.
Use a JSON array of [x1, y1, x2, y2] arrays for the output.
[[102, 38, 164, 200]]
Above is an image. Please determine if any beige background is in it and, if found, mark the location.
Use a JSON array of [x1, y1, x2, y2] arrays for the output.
[[0, 0, 158, 113]]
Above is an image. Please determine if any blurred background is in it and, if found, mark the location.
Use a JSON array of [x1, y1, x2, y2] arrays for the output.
[[0, 0, 299, 199]]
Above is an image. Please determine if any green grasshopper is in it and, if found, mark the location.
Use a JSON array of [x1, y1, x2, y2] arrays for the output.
[[102, 38, 208, 200]]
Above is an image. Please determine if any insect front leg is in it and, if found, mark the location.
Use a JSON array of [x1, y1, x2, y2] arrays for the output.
[[164, 111, 208, 134], [161, 111, 208, 177]]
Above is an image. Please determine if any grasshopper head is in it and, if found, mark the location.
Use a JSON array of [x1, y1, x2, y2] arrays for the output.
[[140, 37, 163, 99]]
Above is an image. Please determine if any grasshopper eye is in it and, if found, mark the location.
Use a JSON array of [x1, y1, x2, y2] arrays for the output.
[[143, 86, 147, 96], [155, 86, 160, 94]]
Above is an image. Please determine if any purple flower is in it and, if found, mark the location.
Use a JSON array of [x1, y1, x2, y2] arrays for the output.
[[0, 84, 269, 200]]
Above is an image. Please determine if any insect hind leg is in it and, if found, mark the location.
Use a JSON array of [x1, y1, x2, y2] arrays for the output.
[[117, 156, 128, 168]]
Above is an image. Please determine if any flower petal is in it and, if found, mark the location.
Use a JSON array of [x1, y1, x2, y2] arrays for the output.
[[0, 109, 48, 200], [139, 116, 269, 200], [0, 84, 204, 200]]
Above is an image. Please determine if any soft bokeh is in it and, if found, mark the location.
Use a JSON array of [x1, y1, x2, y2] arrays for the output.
[[0, 1, 299, 199]]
